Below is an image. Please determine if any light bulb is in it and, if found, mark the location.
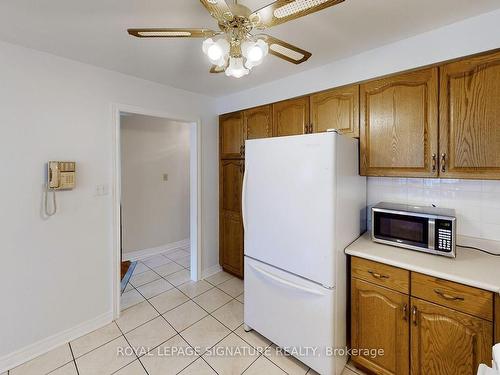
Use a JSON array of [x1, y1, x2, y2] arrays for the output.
[[202, 38, 214, 54], [207, 44, 223, 61], [203, 38, 229, 66], [242, 39, 269, 69], [247, 45, 263, 62]]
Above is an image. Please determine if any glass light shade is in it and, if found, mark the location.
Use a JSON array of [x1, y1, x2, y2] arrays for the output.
[[203, 38, 229, 67], [225, 57, 249, 78], [242, 39, 269, 69]]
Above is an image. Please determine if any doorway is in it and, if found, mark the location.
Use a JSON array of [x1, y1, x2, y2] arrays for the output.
[[112, 105, 202, 318]]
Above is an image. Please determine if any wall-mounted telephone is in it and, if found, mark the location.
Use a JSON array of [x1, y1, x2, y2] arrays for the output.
[[44, 161, 76, 217], [48, 161, 76, 190]]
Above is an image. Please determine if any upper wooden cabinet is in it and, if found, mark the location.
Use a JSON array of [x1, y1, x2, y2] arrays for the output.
[[220, 112, 244, 159], [439, 51, 500, 179], [311, 85, 360, 137], [411, 298, 492, 375], [360, 67, 439, 177], [351, 278, 410, 375], [244, 105, 272, 140], [272, 97, 310, 137]]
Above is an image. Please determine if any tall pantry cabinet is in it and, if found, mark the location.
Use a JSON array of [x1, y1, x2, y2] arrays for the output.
[[219, 106, 272, 277]]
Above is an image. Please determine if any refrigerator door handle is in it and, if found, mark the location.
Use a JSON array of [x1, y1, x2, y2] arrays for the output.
[[242, 166, 247, 232], [249, 262, 325, 296]]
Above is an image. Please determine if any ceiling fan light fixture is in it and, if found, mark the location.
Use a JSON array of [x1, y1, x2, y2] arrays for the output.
[[273, 0, 330, 19]]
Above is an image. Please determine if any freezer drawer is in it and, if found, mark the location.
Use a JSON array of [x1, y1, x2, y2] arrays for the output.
[[244, 257, 338, 374]]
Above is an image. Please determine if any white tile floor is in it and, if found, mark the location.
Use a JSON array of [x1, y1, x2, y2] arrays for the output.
[[6, 247, 366, 375]]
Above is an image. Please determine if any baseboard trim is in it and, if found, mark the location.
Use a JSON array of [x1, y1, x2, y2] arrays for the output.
[[0, 311, 113, 373], [202, 264, 223, 279], [123, 239, 190, 261]]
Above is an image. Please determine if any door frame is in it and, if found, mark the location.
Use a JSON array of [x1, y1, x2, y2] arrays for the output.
[[111, 103, 202, 319]]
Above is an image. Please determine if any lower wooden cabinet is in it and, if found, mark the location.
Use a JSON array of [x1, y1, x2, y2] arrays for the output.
[[411, 298, 492, 375], [219, 210, 243, 277], [351, 278, 410, 375], [351, 257, 494, 375]]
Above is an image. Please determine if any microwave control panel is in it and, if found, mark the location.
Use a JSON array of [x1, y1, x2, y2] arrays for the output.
[[436, 219, 453, 252]]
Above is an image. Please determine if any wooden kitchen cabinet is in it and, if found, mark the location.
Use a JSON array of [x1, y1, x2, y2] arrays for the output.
[[220, 112, 244, 159], [350, 257, 495, 375], [439, 50, 500, 179], [351, 278, 410, 375], [244, 105, 272, 140], [310, 85, 360, 137], [411, 298, 493, 375], [360, 67, 439, 177], [219, 160, 244, 277], [272, 97, 310, 137]]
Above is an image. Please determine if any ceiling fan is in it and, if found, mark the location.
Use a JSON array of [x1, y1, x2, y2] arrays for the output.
[[128, 0, 345, 78]]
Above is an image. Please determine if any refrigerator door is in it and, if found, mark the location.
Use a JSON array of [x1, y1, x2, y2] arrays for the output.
[[244, 257, 336, 374], [243, 133, 336, 287]]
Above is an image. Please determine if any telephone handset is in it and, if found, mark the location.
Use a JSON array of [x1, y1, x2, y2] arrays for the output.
[[44, 161, 76, 217], [48, 161, 76, 190]]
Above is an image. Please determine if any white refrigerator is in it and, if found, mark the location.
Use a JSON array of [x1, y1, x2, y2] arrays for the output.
[[243, 132, 366, 375]]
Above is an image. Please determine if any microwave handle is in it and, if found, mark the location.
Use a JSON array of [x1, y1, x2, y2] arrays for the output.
[[428, 218, 435, 250]]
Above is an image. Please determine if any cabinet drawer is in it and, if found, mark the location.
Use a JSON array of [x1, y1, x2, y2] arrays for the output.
[[351, 257, 409, 294], [411, 273, 493, 321]]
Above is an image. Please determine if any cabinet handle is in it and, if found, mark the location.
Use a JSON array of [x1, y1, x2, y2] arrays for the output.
[[432, 153, 437, 172], [367, 270, 389, 280], [434, 289, 464, 301], [441, 153, 447, 172], [412, 306, 417, 325], [402, 304, 408, 321]]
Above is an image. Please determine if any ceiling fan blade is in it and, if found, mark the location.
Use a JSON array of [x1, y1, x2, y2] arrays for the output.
[[199, 0, 234, 23], [249, 0, 344, 29], [127, 28, 216, 38], [261, 35, 311, 64], [210, 65, 226, 73]]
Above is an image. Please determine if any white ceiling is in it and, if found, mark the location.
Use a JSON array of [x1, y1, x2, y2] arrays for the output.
[[1, 0, 500, 97]]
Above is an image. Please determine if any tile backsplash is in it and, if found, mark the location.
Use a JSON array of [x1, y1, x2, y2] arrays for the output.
[[367, 177, 500, 241]]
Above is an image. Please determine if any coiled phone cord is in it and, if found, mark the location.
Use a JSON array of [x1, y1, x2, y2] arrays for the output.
[[44, 184, 57, 216]]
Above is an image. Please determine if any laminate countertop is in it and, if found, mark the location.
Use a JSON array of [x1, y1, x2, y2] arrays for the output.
[[345, 232, 500, 294]]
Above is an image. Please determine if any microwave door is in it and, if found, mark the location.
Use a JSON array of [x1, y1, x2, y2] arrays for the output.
[[372, 211, 430, 249]]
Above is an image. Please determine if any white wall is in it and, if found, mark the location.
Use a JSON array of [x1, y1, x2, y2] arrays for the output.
[[216, 8, 500, 114], [121, 115, 190, 254], [0, 40, 218, 368]]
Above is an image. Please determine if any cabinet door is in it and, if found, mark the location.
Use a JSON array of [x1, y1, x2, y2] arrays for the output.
[[244, 105, 272, 140], [351, 278, 410, 375], [272, 97, 310, 137], [219, 160, 244, 277], [311, 85, 359, 137], [411, 298, 492, 375], [220, 112, 244, 159], [360, 68, 438, 177], [439, 51, 500, 179]]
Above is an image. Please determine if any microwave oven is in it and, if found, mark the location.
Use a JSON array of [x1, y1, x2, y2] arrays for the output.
[[371, 202, 456, 258]]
